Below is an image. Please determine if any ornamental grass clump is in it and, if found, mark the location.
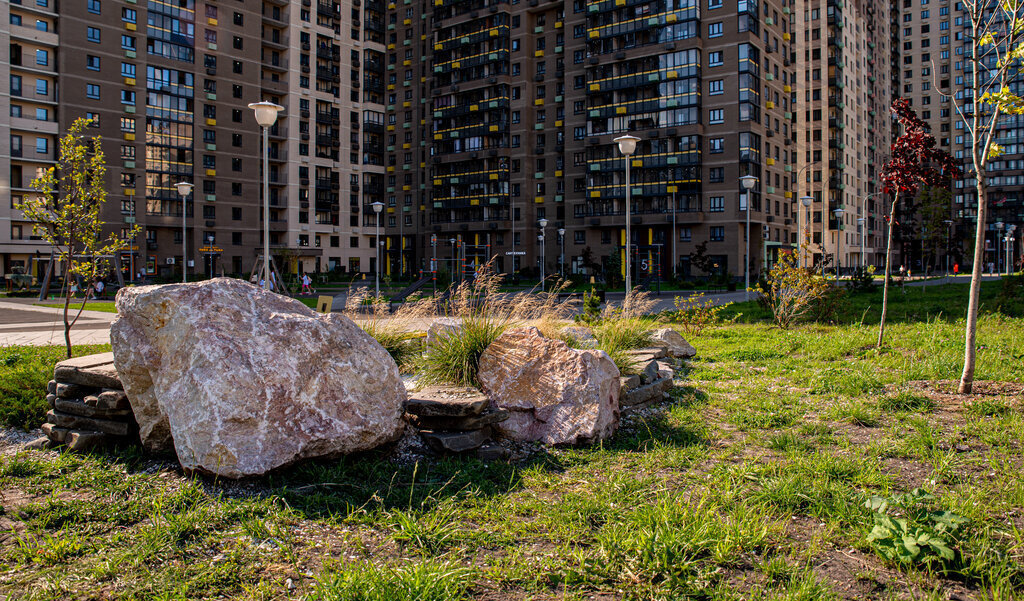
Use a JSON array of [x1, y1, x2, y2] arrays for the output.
[[343, 287, 433, 371], [415, 261, 576, 387], [590, 289, 661, 374]]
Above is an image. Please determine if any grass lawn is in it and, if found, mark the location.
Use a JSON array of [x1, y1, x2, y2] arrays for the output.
[[1, 284, 1022, 599]]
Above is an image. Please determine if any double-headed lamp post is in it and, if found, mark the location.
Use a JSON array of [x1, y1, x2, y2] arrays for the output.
[[739, 175, 758, 300], [248, 101, 284, 290], [174, 181, 193, 283], [613, 135, 640, 294], [558, 227, 566, 279], [371, 201, 384, 298], [538, 218, 548, 291], [833, 207, 845, 278], [995, 221, 1005, 274], [800, 196, 814, 269], [856, 217, 866, 269]]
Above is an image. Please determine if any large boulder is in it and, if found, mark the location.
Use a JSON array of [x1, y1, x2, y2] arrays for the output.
[[650, 328, 697, 358], [477, 327, 620, 445], [109, 278, 406, 478]]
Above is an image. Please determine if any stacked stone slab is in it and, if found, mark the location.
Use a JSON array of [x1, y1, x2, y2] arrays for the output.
[[30, 352, 138, 452], [405, 386, 509, 456], [618, 330, 696, 411]]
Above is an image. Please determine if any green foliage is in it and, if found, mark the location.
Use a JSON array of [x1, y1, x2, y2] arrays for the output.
[[592, 316, 656, 374], [0, 344, 110, 429], [847, 266, 876, 293], [574, 287, 603, 325], [666, 292, 735, 337], [865, 489, 969, 574], [415, 317, 507, 387], [994, 274, 1024, 316], [310, 561, 474, 601], [879, 391, 936, 413], [18, 118, 139, 358], [362, 322, 422, 370], [754, 249, 837, 329]]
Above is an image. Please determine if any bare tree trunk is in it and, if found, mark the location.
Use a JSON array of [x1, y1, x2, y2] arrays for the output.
[[62, 262, 73, 359], [959, 175, 989, 393], [877, 193, 900, 348]]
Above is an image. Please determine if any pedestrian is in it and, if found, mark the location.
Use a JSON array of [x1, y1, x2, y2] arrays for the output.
[[953, 263, 959, 275], [301, 273, 312, 295], [93, 277, 105, 298]]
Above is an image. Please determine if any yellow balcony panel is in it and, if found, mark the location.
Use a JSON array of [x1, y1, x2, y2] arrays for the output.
[[125, 22, 136, 31], [206, 118, 216, 126], [555, 170, 563, 177], [402, 143, 411, 149], [403, 18, 411, 25], [766, 101, 774, 109], [208, 17, 217, 25], [387, 166, 395, 173], [534, 99, 544, 106], [590, 191, 601, 198], [534, 196, 544, 204], [124, 188, 136, 196], [766, 158, 775, 166], [420, 162, 426, 168], [589, 83, 600, 92], [402, 185, 411, 191], [403, 101, 411, 107], [666, 14, 677, 23], [123, 77, 136, 86], [403, 59, 411, 66], [489, 125, 499, 132], [205, 169, 216, 177], [470, 199, 480, 206], [588, 30, 599, 39], [470, 104, 479, 111], [123, 133, 135, 141], [387, 125, 396, 131], [784, 85, 792, 93], [555, 21, 563, 28], [667, 70, 678, 79], [534, 50, 544, 58], [452, 61, 461, 68], [783, 33, 791, 41], [667, 185, 678, 193], [387, 43, 396, 50], [616, 106, 627, 115], [490, 29, 499, 36], [632, 159, 642, 167], [434, 43, 443, 50], [555, 119, 563, 127], [387, 207, 395, 214], [434, 133, 443, 140], [785, 191, 793, 198], [489, 173, 499, 180], [433, 179, 442, 185]]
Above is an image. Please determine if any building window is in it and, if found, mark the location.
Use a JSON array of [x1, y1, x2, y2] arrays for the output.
[[122, 8, 136, 23], [709, 79, 724, 95], [35, 49, 48, 66], [120, 117, 135, 132], [87, 56, 100, 70], [709, 167, 724, 183], [35, 79, 47, 95], [122, 35, 136, 50], [708, 22, 723, 37], [679, 227, 692, 241], [710, 226, 725, 241], [708, 51, 723, 67], [88, 0, 101, 13], [35, 137, 48, 154], [709, 138, 723, 153], [120, 90, 135, 105], [233, 36, 243, 50], [87, 27, 101, 43], [121, 62, 136, 78], [86, 84, 100, 99], [709, 109, 724, 124], [709, 196, 724, 212], [232, 60, 242, 74]]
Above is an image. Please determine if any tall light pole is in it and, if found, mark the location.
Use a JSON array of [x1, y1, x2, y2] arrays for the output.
[[1008, 225, 1017, 275], [800, 196, 814, 268], [206, 233, 215, 277], [739, 175, 758, 300], [538, 218, 548, 291], [558, 227, 565, 279], [671, 190, 677, 280], [371, 201, 383, 297], [613, 135, 640, 294], [943, 219, 953, 277], [248, 100, 283, 290], [994, 221, 1004, 274], [174, 181, 193, 283], [857, 216, 866, 268], [833, 207, 845, 278]]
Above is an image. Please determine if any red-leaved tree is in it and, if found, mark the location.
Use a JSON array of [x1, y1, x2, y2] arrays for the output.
[[877, 99, 960, 347]]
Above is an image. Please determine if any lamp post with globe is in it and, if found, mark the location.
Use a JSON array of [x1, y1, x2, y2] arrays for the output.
[[174, 181, 193, 283], [739, 175, 758, 300], [613, 134, 640, 293], [248, 101, 284, 290]]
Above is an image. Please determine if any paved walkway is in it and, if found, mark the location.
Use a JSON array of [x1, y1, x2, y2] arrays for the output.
[[0, 300, 115, 347]]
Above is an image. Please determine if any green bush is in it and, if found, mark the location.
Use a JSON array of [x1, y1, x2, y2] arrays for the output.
[[865, 489, 969, 575], [0, 345, 110, 430], [592, 317, 656, 374]]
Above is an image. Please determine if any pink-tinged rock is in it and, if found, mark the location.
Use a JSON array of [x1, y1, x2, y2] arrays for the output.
[[477, 327, 620, 446], [650, 328, 697, 358], [109, 278, 406, 478]]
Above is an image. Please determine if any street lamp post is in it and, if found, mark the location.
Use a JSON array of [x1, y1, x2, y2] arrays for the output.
[[739, 175, 758, 300], [800, 196, 813, 269], [449, 238, 456, 283], [1008, 225, 1017, 275], [371, 201, 383, 298], [248, 101, 284, 291], [833, 208, 845, 278], [995, 221, 1004, 274], [943, 219, 953, 277], [613, 135, 640, 294], [174, 181, 193, 283], [538, 218, 548, 291], [206, 233, 215, 277], [558, 227, 565, 279], [857, 217, 865, 269]]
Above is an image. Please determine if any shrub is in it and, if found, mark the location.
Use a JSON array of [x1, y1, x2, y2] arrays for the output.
[[667, 292, 734, 337], [847, 265, 876, 293], [415, 317, 508, 387], [753, 249, 837, 329], [573, 287, 603, 326], [591, 290, 660, 373], [865, 489, 969, 575]]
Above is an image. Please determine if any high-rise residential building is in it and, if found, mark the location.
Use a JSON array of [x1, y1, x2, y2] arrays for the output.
[[794, 0, 892, 272], [1, 0, 60, 280]]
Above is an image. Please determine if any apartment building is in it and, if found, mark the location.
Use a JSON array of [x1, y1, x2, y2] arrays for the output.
[[1, 0, 60, 280], [794, 0, 892, 272]]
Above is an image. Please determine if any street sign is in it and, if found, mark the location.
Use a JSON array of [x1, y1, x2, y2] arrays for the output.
[[198, 246, 224, 253], [505, 251, 526, 256]]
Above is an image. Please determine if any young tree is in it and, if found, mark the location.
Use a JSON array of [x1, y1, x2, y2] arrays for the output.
[[17, 118, 138, 358], [957, 0, 1024, 393], [877, 100, 959, 348]]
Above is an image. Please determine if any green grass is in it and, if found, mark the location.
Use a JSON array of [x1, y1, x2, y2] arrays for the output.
[[1, 284, 1022, 599], [0, 344, 111, 429]]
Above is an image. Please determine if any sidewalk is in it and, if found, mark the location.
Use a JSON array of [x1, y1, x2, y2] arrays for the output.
[[0, 300, 114, 347]]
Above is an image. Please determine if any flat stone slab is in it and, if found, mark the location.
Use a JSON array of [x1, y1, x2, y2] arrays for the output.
[[54, 398, 134, 420], [622, 376, 674, 408], [419, 427, 491, 453], [53, 352, 122, 390], [56, 382, 93, 399], [45, 410, 132, 437], [405, 386, 490, 417], [406, 408, 510, 431]]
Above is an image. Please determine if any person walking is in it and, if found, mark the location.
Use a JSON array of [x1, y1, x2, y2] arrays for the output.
[[301, 273, 312, 295]]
